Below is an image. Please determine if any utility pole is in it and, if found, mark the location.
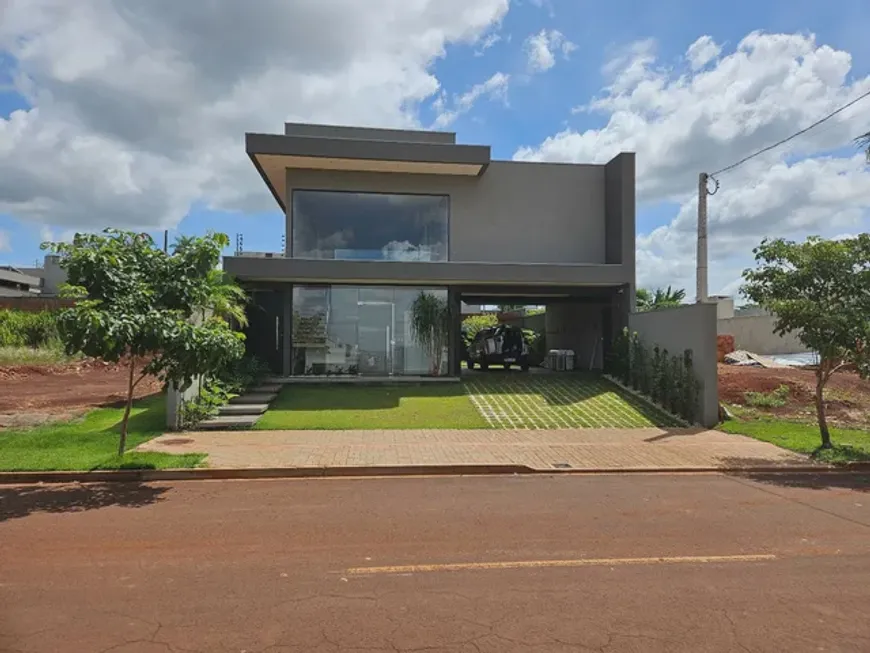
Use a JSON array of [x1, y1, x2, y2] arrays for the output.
[[696, 172, 708, 303], [163, 230, 168, 254]]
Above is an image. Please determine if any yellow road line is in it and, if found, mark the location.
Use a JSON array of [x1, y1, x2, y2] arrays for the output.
[[347, 554, 777, 575]]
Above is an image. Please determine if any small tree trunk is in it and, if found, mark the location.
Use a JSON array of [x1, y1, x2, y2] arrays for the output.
[[118, 356, 136, 456], [814, 368, 832, 449]]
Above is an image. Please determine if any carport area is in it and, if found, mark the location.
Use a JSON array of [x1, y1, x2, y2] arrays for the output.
[[453, 283, 632, 376]]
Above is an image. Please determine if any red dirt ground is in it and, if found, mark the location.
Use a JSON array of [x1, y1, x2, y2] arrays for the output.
[[718, 363, 870, 427], [0, 359, 162, 428]]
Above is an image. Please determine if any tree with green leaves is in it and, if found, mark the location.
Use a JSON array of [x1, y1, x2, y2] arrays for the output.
[[742, 235, 870, 449], [636, 286, 686, 311], [410, 291, 450, 375], [43, 229, 247, 455]]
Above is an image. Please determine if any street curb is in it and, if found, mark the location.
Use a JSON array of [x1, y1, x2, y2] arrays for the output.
[[2, 462, 869, 485]]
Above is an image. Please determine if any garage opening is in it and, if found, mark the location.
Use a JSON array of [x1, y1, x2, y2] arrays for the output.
[[455, 284, 630, 377]]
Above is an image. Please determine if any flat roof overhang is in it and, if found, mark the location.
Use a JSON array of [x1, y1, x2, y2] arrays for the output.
[[246, 133, 491, 211], [224, 256, 631, 289]]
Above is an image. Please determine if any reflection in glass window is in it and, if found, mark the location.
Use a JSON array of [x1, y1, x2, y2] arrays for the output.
[[291, 285, 449, 376], [292, 191, 448, 262]]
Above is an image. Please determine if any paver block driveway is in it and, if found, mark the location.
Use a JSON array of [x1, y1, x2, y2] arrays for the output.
[[463, 374, 682, 429]]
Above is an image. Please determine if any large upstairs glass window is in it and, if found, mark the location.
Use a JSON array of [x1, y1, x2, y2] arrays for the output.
[[291, 190, 448, 262]]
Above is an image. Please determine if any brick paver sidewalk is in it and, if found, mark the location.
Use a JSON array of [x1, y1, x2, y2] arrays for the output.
[[136, 428, 811, 471]]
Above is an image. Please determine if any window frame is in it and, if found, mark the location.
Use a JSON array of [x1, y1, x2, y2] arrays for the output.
[[290, 188, 451, 262]]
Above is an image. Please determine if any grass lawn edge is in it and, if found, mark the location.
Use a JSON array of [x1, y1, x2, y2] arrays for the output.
[[719, 413, 870, 464], [0, 394, 207, 472]]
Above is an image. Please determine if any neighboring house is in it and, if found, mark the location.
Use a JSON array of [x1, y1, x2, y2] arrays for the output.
[[18, 255, 66, 297], [713, 295, 805, 355], [224, 122, 636, 377], [3, 255, 68, 298], [0, 266, 42, 297]]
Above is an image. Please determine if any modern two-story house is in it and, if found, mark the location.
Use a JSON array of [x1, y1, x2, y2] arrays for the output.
[[224, 123, 636, 378]]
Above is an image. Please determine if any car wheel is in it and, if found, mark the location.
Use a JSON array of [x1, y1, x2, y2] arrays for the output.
[[521, 362, 530, 372], [503, 363, 511, 370], [467, 360, 475, 370], [481, 362, 489, 371]]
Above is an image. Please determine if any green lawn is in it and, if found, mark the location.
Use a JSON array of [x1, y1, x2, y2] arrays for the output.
[[255, 383, 488, 430], [719, 417, 870, 464], [0, 394, 205, 471], [256, 374, 681, 430]]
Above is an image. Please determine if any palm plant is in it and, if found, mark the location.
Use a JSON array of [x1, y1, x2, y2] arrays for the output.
[[636, 288, 653, 311], [204, 269, 249, 327], [409, 291, 450, 375], [859, 131, 870, 162], [636, 286, 686, 311]]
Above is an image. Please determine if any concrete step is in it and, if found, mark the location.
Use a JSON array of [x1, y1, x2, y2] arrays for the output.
[[218, 403, 269, 416], [198, 414, 261, 430], [251, 383, 283, 394], [229, 392, 278, 405]]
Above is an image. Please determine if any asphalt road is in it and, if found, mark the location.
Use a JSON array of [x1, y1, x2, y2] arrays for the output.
[[2, 472, 869, 652]]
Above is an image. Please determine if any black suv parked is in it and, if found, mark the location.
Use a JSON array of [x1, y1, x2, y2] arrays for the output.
[[466, 324, 530, 371]]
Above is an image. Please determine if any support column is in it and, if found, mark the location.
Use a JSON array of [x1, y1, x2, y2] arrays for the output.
[[282, 286, 292, 377], [447, 288, 462, 377]]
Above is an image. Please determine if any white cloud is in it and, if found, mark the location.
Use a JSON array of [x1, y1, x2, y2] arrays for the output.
[[527, 0, 556, 17], [0, 0, 509, 229], [514, 31, 870, 298], [432, 71, 510, 127], [524, 29, 576, 72], [474, 33, 502, 56], [685, 35, 722, 70]]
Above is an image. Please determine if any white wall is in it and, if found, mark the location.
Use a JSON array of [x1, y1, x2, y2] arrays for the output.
[[717, 315, 805, 355], [166, 378, 203, 431]]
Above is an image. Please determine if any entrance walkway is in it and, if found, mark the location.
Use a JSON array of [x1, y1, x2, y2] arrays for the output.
[[136, 428, 810, 471]]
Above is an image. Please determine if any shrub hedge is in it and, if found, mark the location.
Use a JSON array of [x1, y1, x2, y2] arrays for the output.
[[0, 310, 59, 348], [606, 327, 701, 423]]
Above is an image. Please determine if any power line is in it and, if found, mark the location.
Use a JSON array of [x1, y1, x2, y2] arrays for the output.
[[710, 87, 870, 177]]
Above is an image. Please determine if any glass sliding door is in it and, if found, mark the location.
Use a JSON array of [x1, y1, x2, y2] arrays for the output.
[[291, 285, 448, 377], [357, 301, 394, 375]]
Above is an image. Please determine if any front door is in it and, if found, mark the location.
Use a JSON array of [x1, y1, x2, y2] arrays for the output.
[[357, 301, 395, 375]]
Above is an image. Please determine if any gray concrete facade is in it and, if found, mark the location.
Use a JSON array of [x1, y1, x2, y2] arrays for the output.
[[276, 163, 613, 265], [629, 303, 719, 428], [231, 122, 638, 380], [229, 124, 636, 285], [546, 303, 606, 370], [284, 122, 456, 145]]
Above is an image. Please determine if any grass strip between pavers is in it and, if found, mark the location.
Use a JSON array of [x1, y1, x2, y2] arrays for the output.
[[464, 375, 682, 429]]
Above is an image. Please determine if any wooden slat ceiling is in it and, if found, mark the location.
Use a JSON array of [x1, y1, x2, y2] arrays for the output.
[[254, 153, 483, 207]]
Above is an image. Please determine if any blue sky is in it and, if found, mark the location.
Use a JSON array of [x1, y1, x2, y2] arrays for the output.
[[1, 0, 868, 296]]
